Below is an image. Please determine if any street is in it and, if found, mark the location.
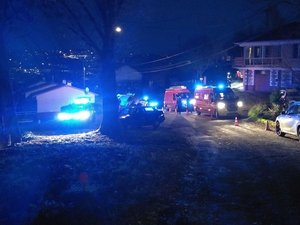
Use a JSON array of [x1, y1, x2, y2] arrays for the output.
[[0, 113, 300, 225], [163, 112, 300, 224]]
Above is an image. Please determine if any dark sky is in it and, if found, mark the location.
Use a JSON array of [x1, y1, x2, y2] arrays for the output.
[[6, 0, 300, 56], [118, 0, 299, 56]]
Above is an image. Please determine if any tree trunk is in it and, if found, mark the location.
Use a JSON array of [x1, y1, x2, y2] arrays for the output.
[[98, 39, 122, 138], [0, 27, 21, 148]]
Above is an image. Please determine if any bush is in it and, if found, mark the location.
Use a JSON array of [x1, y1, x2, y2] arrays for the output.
[[264, 103, 282, 120], [248, 103, 282, 121], [248, 103, 268, 120]]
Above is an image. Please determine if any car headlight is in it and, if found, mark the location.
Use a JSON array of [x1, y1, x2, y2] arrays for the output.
[[217, 102, 226, 110], [189, 99, 196, 105], [57, 112, 72, 121], [237, 101, 243, 108], [181, 99, 187, 105], [73, 110, 91, 121], [57, 111, 91, 121]]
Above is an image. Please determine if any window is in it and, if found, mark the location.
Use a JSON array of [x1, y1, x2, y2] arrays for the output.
[[287, 105, 300, 114], [203, 93, 209, 100], [270, 70, 279, 87], [281, 71, 292, 88]]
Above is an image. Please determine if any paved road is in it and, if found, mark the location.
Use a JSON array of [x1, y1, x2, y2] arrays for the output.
[[1, 112, 300, 225], [163, 112, 300, 225]]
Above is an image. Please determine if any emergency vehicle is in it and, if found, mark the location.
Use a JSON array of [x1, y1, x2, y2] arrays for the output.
[[163, 86, 191, 111], [194, 85, 243, 118]]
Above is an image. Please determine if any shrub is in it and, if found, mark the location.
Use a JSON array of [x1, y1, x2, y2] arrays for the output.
[[248, 103, 282, 121], [248, 103, 268, 120]]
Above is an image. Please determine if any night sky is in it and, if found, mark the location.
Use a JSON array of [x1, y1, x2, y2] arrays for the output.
[[5, 0, 300, 56], [118, 0, 299, 56]]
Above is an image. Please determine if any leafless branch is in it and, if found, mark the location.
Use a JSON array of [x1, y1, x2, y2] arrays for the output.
[[60, 0, 102, 53], [78, 0, 104, 39]]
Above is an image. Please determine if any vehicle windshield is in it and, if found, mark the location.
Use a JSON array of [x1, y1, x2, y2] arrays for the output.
[[213, 88, 236, 100], [176, 92, 191, 99]]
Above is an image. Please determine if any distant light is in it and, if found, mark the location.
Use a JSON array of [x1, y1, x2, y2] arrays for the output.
[[196, 85, 203, 90], [149, 101, 158, 107], [143, 95, 149, 101], [115, 26, 122, 33], [145, 107, 154, 111], [218, 84, 225, 89]]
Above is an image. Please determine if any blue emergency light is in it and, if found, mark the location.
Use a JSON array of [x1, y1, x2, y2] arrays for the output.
[[218, 84, 225, 90], [74, 96, 90, 105]]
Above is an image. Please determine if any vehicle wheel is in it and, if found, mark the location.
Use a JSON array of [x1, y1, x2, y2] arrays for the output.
[[275, 121, 285, 137]]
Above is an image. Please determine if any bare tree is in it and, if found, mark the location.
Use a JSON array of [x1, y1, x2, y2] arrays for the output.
[[39, 0, 125, 137]]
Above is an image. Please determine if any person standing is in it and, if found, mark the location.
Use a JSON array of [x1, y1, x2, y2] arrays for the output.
[[176, 95, 182, 114]]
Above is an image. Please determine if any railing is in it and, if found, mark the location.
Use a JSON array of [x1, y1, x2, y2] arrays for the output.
[[233, 57, 288, 67]]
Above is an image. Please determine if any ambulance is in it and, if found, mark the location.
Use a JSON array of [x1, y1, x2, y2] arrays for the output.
[[163, 86, 192, 111], [194, 85, 243, 118]]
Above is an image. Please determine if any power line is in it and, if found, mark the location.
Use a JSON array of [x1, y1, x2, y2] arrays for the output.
[[137, 9, 299, 73], [133, 4, 270, 67]]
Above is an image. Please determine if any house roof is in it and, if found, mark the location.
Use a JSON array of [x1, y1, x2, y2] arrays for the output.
[[26, 83, 96, 98], [237, 21, 300, 46], [116, 65, 142, 82], [25, 82, 61, 98]]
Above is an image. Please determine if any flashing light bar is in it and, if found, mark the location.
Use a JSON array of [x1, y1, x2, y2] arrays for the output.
[[74, 97, 90, 105]]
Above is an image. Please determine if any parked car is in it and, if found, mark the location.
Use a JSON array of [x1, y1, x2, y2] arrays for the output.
[[275, 101, 300, 141], [119, 105, 165, 129], [56, 103, 96, 123]]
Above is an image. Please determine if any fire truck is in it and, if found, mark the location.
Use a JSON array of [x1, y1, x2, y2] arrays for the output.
[[163, 86, 193, 112]]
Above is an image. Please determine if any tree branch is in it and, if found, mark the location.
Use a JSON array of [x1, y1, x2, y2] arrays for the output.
[[60, 0, 102, 54], [77, 0, 104, 39]]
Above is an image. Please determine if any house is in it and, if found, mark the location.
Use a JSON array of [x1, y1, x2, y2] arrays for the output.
[[24, 82, 97, 120], [234, 22, 300, 92], [116, 65, 142, 92]]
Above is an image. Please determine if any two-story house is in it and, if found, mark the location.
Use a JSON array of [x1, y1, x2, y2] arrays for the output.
[[234, 22, 300, 92]]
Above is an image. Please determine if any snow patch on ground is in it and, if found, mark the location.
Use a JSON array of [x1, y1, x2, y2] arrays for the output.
[[18, 130, 126, 148]]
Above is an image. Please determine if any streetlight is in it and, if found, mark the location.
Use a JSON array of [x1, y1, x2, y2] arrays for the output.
[[115, 26, 122, 33]]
